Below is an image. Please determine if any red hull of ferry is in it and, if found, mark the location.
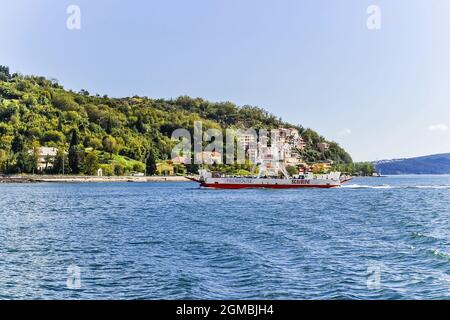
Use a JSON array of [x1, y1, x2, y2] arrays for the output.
[[200, 183, 338, 189]]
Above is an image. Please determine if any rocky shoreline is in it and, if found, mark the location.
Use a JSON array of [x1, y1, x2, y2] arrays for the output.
[[0, 175, 190, 183]]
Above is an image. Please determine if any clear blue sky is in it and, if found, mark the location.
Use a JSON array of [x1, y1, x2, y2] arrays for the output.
[[1, 0, 450, 161]]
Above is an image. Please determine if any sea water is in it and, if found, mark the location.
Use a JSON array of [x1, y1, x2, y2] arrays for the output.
[[1, 175, 450, 299]]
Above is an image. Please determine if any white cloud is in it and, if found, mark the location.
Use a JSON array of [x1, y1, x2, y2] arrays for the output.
[[428, 124, 449, 132], [338, 128, 352, 136]]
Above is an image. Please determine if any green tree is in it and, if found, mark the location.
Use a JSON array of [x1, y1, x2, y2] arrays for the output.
[[29, 141, 41, 174], [354, 162, 375, 176], [0, 65, 11, 82], [286, 165, 299, 176], [86, 137, 102, 150], [68, 129, 81, 174], [16, 151, 32, 173], [185, 163, 199, 174], [0, 149, 7, 173], [52, 149, 68, 174], [83, 151, 99, 175], [145, 149, 157, 176], [11, 135, 24, 154], [57, 115, 64, 131], [51, 92, 79, 111], [113, 162, 125, 176], [102, 135, 117, 159], [42, 130, 65, 144]]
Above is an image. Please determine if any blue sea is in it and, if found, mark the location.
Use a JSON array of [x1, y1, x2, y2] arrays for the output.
[[1, 175, 450, 299]]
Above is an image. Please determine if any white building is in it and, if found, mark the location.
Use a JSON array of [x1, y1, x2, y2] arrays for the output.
[[247, 141, 259, 164], [172, 155, 189, 165], [195, 151, 222, 165], [237, 133, 257, 149], [36, 147, 58, 171], [237, 128, 305, 165]]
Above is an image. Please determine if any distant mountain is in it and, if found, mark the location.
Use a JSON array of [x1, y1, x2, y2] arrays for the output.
[[374, 153, 450, 175]]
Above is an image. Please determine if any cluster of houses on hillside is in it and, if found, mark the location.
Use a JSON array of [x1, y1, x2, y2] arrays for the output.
[[237, 128, 307, 166], [173, 127, 331, 167], [31, 127, 333, 176]]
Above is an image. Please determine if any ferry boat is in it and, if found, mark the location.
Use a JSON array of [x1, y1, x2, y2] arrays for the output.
[[186, 143, 352, 189], [188, 169, 352, 189]]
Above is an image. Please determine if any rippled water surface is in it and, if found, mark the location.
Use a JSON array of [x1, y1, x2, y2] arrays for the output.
[[1, 175, 450, 299]]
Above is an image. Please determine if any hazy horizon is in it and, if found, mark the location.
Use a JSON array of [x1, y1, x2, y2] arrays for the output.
[[2, 0, 450, 161]]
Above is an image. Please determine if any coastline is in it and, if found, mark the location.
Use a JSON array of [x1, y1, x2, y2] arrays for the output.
[[0, 174, 390, 184], [0, 175, 190, 183]]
